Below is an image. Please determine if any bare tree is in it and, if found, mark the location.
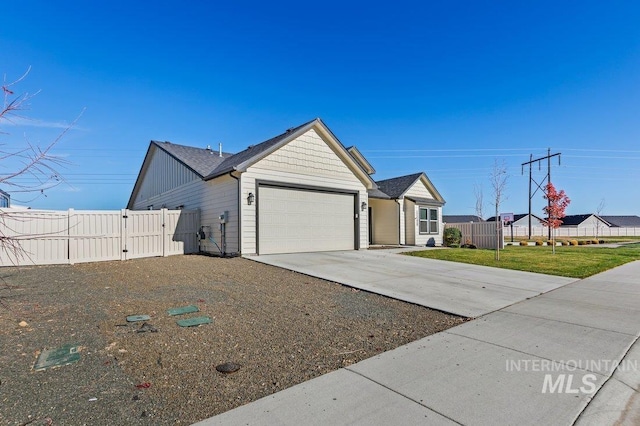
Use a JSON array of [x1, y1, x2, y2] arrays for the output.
[[1, 68, 82, 265], [490, 160, 508, 260], [473, 182, 484, 221], [595, 198, 606, 238]]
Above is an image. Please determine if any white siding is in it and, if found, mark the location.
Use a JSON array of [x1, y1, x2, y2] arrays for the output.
[[369, 199, 399, 245], [132, 175, 239, 254], [240, 129, 368, 254], [413, 205, 443, 246], [135, 146, 200, 202]]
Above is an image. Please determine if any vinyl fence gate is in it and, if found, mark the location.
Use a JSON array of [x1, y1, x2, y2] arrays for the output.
[[0, 208, 200, 266]]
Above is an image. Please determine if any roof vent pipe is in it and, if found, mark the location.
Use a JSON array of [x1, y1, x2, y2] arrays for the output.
[[219, 142, 223, 157]]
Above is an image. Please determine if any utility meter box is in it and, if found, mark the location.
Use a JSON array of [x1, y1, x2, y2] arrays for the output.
[[219, 211, 228, 224]]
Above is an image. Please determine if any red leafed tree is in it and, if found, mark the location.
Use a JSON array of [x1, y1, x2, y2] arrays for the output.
[[543, 183, 570, 253]]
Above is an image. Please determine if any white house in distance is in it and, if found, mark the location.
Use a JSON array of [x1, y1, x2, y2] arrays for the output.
[[128, 118, 445, 255]]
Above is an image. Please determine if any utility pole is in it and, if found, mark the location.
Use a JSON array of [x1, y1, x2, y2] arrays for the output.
[[522, 149, 561, 239]]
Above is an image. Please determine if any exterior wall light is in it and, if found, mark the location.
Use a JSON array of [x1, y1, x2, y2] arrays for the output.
[[361, 201, 367, 211], [247, 192, 255, 205]]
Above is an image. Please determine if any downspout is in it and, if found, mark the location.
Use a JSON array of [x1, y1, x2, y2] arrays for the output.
[[229, 171, 241, 255]]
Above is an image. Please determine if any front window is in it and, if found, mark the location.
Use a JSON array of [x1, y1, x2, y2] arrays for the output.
[[419, 208, 439, 234]]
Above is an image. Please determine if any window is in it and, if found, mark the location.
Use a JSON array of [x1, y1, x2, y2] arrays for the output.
[[419, 208, 439, 234]]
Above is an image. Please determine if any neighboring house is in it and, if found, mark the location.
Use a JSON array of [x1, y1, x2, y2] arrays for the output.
[[0, 189, 9, 208], [369, 173, 445, 247], [128, 118, 445, 255], [560, 214, 610, 229], [443, 215, 484, 223], [600, 215, 640, 228], [486, 213, 547, 228]]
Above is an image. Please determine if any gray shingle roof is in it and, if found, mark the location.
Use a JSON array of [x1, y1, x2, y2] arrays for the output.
[[367, 188, 391, 199], [374, 173, 423, 199], [443, 215, 484, 223], [600, 215, 640, 227], [561, 214, 597, 226], [150, 120, 316, 180], [153, 142, 233, 177]]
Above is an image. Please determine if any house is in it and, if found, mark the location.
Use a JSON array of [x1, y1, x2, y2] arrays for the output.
[[370, 173, 446, 246], [560, 214, 610, 229], [443, 215, 484, 223], [486, 213, 547, 228], [600, 215, 640, 228], [128, 118, 445, 255], [0, 189, 9, 208]]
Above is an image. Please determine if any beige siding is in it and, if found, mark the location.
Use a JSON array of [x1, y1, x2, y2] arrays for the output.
[[132, 175, 239, 254], [404, 179, 435, 200], [369, 199, 399, 245], [135, 147, 199, 202], [240, 129, 368, 254], [404, 199, 416, 245]]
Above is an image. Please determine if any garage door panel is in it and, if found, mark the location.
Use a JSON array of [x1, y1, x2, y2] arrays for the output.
[[258, 186, 355, 254]]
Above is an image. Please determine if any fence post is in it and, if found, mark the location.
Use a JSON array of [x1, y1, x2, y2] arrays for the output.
[[68, 208, 75, 265], [162, 208, 168, 257], [121, 209, 128, 261]]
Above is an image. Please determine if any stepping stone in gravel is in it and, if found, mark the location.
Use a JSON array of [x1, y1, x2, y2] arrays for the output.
[[34, 344, 80, 371], [167, 305, 199, 316], [176, 316, 212, 327], [127, 314, 151, 322]]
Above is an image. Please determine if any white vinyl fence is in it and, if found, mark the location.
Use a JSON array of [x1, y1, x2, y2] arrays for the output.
[[0, 208, 200, 266], [445, 222, 504, 249], [505, 226, 640, 239]]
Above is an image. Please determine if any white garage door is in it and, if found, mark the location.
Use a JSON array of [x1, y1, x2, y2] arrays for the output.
[[258, 186, 355, 254]]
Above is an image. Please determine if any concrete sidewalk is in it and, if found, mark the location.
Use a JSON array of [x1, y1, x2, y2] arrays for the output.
[[246, 250, 575, 317], [196, 260, 640, 426]]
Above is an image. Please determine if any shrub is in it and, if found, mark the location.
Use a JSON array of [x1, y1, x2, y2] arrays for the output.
[[570, 240, 578, 246], [519, 240, 529, 246], [443, 228, 462, 247], [578, 240, 587, 245], [535, 240, 544, 246], [586, 240, 592, 244], [599, 239, 605, 244], [561, 240, 570, 246], [461, 243, 477, 249], [591, 239, 599, 245]]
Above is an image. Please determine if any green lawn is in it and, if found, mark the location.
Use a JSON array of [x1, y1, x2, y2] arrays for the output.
[[406, 244, 640, 278]]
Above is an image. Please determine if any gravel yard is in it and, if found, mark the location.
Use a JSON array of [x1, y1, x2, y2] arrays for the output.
[[0, 255, 464, 425]]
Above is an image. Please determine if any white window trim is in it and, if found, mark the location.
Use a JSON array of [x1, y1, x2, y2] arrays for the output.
[[419, 207, 439, 235]]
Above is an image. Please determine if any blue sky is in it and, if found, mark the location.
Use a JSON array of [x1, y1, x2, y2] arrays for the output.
[[1, 1, 639, 216]]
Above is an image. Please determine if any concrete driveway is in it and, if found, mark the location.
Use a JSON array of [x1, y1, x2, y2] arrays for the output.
[[247, 249, 575, 317]]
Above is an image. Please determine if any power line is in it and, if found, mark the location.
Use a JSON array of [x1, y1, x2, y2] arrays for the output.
[[522, 149, 561, 239]]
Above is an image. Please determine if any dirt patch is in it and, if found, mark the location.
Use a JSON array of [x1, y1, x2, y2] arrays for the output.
[[0, 255, 465, 425]]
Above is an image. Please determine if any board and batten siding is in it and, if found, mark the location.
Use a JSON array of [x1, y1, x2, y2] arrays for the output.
[[131, 148, 239, 254], [369, 199, 399, 245], [240, 128, 368, 254], [135, 146, 200, 202]]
